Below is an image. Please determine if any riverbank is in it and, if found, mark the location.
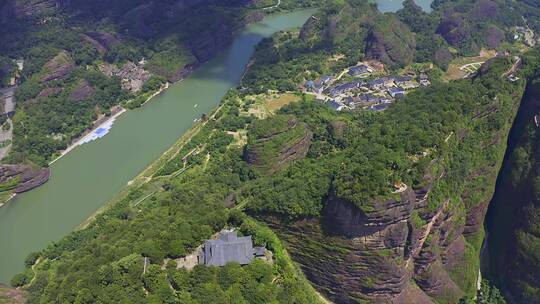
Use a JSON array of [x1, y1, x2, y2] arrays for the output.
[[77, 102, 224, 230], [49, 107, 126, 165], [0, 83, 169, 209], [0, 9, 316, 284], [49, 83, 170, 165]]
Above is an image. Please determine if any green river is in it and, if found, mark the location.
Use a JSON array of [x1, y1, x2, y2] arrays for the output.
[[376, 0, 432, 12], [0, 0, 434, 284], [0, 10, 314, 283]]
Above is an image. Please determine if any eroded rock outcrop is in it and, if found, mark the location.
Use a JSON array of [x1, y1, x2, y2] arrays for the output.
[[40, 51, 75, 83], [82, 31, 121, 56], [69, 80, 94, 102], [265, 178, 489, 303], [99, 62, 152, 93], [0, 164, 50, 193], [365, 16, 416, 67], [244, 115, 312, 174]]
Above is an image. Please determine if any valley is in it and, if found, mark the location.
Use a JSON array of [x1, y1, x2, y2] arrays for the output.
[[2, 0, 540, 303]]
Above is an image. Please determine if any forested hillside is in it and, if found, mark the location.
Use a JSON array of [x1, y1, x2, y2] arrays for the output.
[[484, 78, 540, 303], [7, 0, 540, 303], [16, 47, 535, 303], [244, 0, 540, 92], [0, 0, 297, 166]]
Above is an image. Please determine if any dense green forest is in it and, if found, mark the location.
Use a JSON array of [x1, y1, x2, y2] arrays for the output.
[[15, 49, 530, 303], [7, 0, 540, 303], [1, 0, 316, 166], [243, 0, 540, 93], [484, 78, 540, 303]]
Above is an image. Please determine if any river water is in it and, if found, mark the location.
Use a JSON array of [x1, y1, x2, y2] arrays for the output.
[[375, 0, 433, 12], [0, 9, 314, 283], [0, 1, 435, 284]]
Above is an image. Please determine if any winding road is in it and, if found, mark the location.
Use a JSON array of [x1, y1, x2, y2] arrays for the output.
[[263, 0, 281, 10]]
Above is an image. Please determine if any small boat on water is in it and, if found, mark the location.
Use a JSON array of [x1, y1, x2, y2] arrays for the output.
[[194, 104, 198, 108]]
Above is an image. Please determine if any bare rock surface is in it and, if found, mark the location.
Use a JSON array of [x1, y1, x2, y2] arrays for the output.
[[0, 164, 50, 193], [99, 61, 152, 92], [40, 51, 75, 83], [69, 80, 94, 102]]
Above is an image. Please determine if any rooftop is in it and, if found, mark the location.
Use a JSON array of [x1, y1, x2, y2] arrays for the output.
[[200, 231, 254, 266], [394, 75, 413, 83], [349, 65, 372, 76]]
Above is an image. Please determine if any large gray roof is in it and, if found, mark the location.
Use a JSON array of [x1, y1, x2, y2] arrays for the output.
[[202, 231, 254, 266]]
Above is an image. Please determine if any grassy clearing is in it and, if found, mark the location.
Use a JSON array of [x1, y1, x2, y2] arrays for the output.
[[265, 92, 301, 111], [442, 50, 497, 82]]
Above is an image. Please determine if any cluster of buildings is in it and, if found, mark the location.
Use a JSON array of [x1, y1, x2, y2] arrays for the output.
[[305, 63, 431, 112]]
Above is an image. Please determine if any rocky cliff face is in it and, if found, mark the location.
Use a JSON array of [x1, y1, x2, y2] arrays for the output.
[[265, 179, 475, 303], [40, 51, 75, 83], [365, 16, 416, 67], [244, 116, 312, 174], [0, 164, 50, 194], [257, 65, 527, 303], [484, 82, 540, 304]]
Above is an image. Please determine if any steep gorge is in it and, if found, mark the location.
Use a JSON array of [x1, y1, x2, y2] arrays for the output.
[[251, 56, 534, 303], [484, 80, 540, 303]]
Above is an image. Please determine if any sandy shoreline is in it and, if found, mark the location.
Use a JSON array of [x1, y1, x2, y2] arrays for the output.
[[49, 84, 169, 165]]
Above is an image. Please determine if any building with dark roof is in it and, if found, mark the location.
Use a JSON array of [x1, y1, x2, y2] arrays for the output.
[[348, 64, 373, 77], [393, 75, 417, 88], [320, 75, 334, 83], [369, 103, 390, 111], [359, 93, 379, 103], [329, 81, 363, 97], [388, 87, 405, 98], [328, 99, 347, 111], [199, 231, 255, 266], [368, 78, 386, 90], [394, 75, 413, 83]]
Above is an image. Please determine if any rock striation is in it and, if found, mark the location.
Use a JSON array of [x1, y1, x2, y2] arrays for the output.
[[40, 51, 75, 83], [0, 164, 50, 194], [99, 62, 152, 93], [244, 115, 312, 174], [69, 80, 94, 102], [266, 172, 495, 303], [255, 60, 527, 303]]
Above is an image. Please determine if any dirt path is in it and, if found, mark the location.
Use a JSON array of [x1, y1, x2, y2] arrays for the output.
[[262, 0, 281, 10], [405, 200, 449, 268], [502, 57, 522, 78]]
